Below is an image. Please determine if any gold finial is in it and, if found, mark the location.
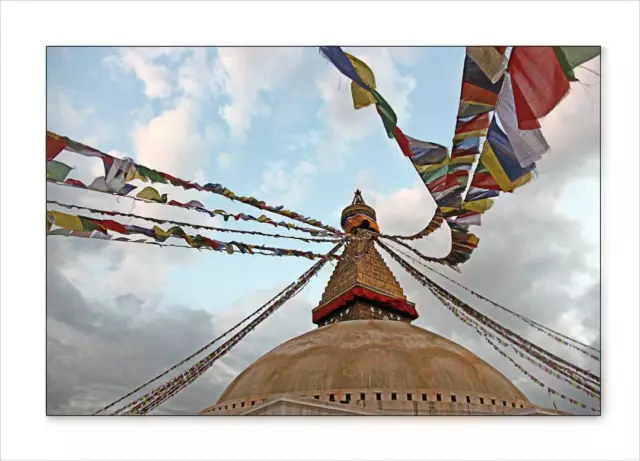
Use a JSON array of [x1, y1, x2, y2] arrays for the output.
[[352, 189, 365, 205]]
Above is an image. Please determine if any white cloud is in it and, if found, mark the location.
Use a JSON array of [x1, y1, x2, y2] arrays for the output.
[[178, 48, 218, 99], [259, 159, 317, 207], [217, 152, 232, 169], [132, 97, 207, 179], [103, 47, 190, 100], [213, 47, 305, 141]]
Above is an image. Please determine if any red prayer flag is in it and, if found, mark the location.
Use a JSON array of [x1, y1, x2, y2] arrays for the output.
[[455, 113, 490, 135], [508, 47, 570, 130], [460, 82, 499, 106], [47, 133, 67, 161], [64, 178, 87, 188], [428, 170, 469, 193], [470, 172, 502, 190], [100, 219, 127, 234], [393, 126, 413, 157]]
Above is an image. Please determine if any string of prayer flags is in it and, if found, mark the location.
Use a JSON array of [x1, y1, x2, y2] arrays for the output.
[[458, 48, 507, 118], [442, 295, 600, 412], [377, 240, 600, 388], [319, 46, 398, 138], [46, 160, 73, 182], [548, 387, 600, 413], [47, 210, 342, 260], [422, 262, 601, 358], [380, 209, 445, 241], [46, 201, 342, 244], [507, 47, 570, 130], [47, 178, 335, 237], [47, 131, 342, 235]]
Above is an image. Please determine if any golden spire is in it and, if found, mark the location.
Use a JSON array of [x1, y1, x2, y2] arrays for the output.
[[312, 192, 418, 326]]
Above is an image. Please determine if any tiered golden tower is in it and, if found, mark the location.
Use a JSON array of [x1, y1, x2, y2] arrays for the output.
[[312, 191, 418, 326]]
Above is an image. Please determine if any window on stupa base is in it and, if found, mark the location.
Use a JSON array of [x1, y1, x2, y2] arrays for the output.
[[480, 398, 485, 404], [345, 394, 351, 403], [232, 403, 236, 409], [503, 401, 507, 406], [251, 401, 255, 406], [329, 394, 335, 402], [241, 402, 245, 407], [437, 394, 442, 402], [491, 399, 496, 405], [376, 393, 382, 401], [360, 393, 366, 401], [407, 394, 412, 401], [512, 402, 516, 408], [391, 393, 397, 401], [466, 396, 471, 404], [314, 395, 320, 400], [421, 394, 427, 401], [520, 404, 524, 408], [451, 395, 457, 403]]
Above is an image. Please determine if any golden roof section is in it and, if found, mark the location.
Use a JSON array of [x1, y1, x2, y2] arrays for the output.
[[317, 234, 406, 308]]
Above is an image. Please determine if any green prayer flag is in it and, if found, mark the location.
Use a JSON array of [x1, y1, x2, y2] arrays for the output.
[[553, 47, 578, 82], [46, 160, 72, 182], [137, 165, 167, 184], [559, 46, 600, 69], [372, 90, 397, 138], [78, 216, 102, 232]]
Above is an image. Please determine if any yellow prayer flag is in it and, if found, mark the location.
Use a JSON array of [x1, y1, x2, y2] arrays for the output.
[[152, 225, 172, 238], [462, 198, 494, 214], [480, 142, 533, 192], [125, 167, 148, 183], [346, 53, 377, 110], [136, 186, 162, 202], [49, 210, 84, 231]]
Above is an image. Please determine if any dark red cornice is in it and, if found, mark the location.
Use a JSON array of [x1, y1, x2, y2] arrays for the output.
[[312, 285, 418, 324]]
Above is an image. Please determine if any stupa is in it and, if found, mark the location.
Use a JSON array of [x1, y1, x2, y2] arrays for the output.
[[201, 192, 562, 415]]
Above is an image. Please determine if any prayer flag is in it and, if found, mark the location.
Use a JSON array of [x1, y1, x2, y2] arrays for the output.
[[467, 46, 508, 84], [496, 74, 550, 168], [508, 47, 570, 130], [46, 160, 72, 182], [46, 132, 67, 161]]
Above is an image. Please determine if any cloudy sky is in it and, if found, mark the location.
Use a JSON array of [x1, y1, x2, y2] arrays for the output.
[[46, 47, 600, 416]]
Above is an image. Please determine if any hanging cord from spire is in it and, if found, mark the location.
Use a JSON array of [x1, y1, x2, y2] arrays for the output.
[[378, 235, 598, 357], [417, 261, 600, 356], [432, 287, 600, 412], [376, 239, 600, 388], [93, 281, 299, 415], [379, 237, 600, 398], [120, 242, 344, 415], [430, 286, 600, 402]]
